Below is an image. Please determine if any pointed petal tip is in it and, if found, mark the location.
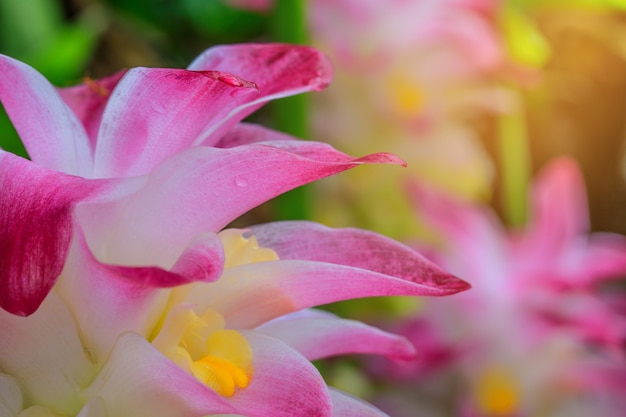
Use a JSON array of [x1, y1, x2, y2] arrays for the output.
[[1, 301, 37, 317], [537, 156, 584, 190], [423, 268, 472, 296], [447, 275, 472, 294], [189, 43, 334, 93], [431, 267, 472, 295], [355, 152, 407, 166]]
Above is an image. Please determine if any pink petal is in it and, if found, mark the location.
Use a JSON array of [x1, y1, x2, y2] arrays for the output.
[[257, 309, 416, 361], [538, 232, 626, 289], [187, 43, 333, 146], [524, 157, 589, 259], [86, 332, 332, 417], [57, 71, 127, 150], [406, 180, 508, 284], [576, 233, 626, 282], [246, 221, 467, 292], [84, 333, 238, 417], [216, 122, 298, 148], [367, 318, 460, 380], [0, 152, 99, 316], [536, 291, 626, 350], [181, 224, 469, 329], [56, 227, 225, 363], [80, 144, 404, 269], [211, 260, 466, 329], [230, 331, 333, 417], [330, 389, 390, 417], [0, 293, 94, 414], [0, 54, 92, 175], [92, 68, 259, 178]]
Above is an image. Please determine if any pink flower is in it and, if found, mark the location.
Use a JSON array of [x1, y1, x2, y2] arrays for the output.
[[0, 44, 469, 416], [374, 157, 626, 416]]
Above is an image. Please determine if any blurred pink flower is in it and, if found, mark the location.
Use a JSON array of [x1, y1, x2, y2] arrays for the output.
[[373, 157, 626, 416], [311, 0, 508, 198], [228, 0, 510, 229], [0, 44, 470, 416]]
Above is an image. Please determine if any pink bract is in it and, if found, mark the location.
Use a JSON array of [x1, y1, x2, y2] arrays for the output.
[[0, 44, 469, 416]]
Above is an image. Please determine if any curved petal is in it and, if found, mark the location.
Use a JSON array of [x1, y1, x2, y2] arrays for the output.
[[0, 54, 92, 175], [180, 257, 468, 329], [524, 157, 589, 260], [256, 310, 416, 361], [92, 68, 259, 178], [56, 227, 225, 363], [76, 397, 108, 417], [187, 43, 333, 146], [80, 143, 404, 268], [85, 332, 332, 417], [57, 71, 127, 149], [216, 122, 298, 148], [573, 233, 626, 283], [246, 221, 467, 290], [0, 151, 99, 316], [0, 373, 22, 417], [230, 331, 333, 417], [83, 333, 237, 417], [0, 294, 93, 414], [330, 389, 390, 417]]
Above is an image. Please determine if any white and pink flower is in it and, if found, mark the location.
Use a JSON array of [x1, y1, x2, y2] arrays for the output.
[[0, 43, 469, 416]]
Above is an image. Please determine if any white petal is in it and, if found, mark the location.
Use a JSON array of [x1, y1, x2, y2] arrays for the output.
[[0, 373, 22, 417]]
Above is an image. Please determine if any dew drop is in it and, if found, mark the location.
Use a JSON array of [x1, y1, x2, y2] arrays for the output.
[[217, 74, 245, 87], [199, 71, 258, 91], [151, 100, 167, 114], [234, 177, 248, 188], [302, 74, 329, 91], [230, 88, 257, 98]]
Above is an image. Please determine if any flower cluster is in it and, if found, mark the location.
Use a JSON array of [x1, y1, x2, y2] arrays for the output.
[[0, 44, 470, 416], [370, 158, 626, 416]]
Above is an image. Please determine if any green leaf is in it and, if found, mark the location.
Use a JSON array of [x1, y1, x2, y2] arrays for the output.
[[181, 0, 267, 41], [0, 106, 28, 159]]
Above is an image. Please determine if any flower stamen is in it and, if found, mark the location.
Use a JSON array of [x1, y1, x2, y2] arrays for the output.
[[152, 310, 253, 397], [475, 366, 519, 416]]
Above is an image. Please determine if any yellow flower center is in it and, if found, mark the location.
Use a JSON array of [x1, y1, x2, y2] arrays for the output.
[[386, 70, 424, 116], [152, 308, 252, 397], [475, 366, 519, 416], [151, 229, 279, 396], [219, 229, 279, 268]]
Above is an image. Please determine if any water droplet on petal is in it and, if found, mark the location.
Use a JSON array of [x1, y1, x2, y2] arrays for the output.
[[151, 100, 167, 114], [234, 177, 248, 188], [199, 71, 258, 90], [230, 88, 257, 98], [303, 67, 330, 91], [218, 74, 245, 87]]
